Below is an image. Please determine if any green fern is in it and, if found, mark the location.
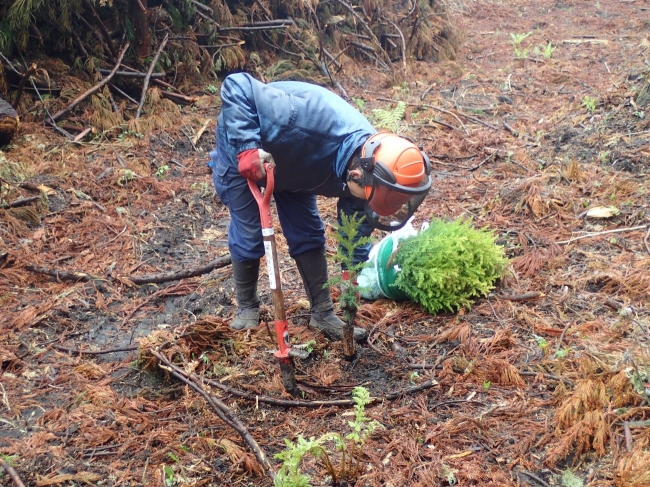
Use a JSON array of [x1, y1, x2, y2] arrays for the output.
[[371, 101, 407, 133], [274, 387, 382, 487], [394, 218, 507, 314]]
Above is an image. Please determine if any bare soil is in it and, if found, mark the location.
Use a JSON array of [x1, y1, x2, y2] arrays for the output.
[[2, 0, 650, 486]]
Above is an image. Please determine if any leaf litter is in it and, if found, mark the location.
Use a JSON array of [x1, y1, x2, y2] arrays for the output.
[[2, 0, 650, 485]]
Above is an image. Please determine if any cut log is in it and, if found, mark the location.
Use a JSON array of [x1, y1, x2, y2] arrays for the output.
[[0, 97, 19, 147]]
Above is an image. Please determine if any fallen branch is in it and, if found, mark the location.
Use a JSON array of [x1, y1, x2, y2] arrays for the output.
[[219, 20, 294, 32], [25, 265, 103, 282], [604, 297, 623, 311], [503, 121, 519, 137], [556, 224, 648, 245], [0, 457, 25, 487], [52, 344, 138, 355], [1, 196, 40, 209], [136, 33, 169, 119], [468, 152, 495, 172], [191, 118, 213, 146], [25, 255, 231, 285], [13, 62, 36, 108], [98, 69, 165, 79], [187, 0, 213, 14], [335, 0, 392, 69], [152, 350, 276, 479], [518, 370, 574, 387], [159, 90, 196, 106], [384, 17, 407, 73], [51, 43, 129, 122], [82, 0, 117, 60], [178, 359, 436, 407], [73, 127, 92, 142], [494, 291, 541, 301], [516, 470, 551, 487], [127, 254, 231, 285]]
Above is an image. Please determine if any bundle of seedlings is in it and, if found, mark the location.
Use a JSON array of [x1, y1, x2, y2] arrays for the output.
[[392, 218, 508, 314]]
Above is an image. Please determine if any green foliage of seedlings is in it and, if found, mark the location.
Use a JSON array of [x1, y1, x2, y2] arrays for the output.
[[352, 98, 366, 111], [393, 218, 508, 314], [510, 32, 532, 45], [561, 469, 584, 487], [329, 212, 372, 314], [205, 84, 219, 94], [510, 32, 532, 59], [483, 380, 491, 391], [116, 169, 136, 186], [441, 463, 458, 485], [274, 387, 383, 487], [370, 101, 407, 133], [534, 334, 549, 353], [155, 164, 170, 180], [513, 45, 529, 59], [163, 465, 176, 486], [582, 95, 597, 113], [540, 41, 556, 59]]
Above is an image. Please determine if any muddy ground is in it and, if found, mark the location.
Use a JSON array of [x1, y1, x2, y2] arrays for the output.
[[2, 0, 650, 486]]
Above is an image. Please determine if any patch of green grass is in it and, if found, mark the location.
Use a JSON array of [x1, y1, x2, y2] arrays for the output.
[[582, 95, 597, 113]]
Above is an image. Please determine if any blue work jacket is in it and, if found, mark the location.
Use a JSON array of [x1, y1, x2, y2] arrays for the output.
[[213, 73, 376, 196]]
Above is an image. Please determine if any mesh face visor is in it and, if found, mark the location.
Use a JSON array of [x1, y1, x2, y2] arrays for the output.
[[364, 158, 431, 231]]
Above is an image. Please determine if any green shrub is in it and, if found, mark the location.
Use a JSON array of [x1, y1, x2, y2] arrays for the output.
[[393, 218, 507, 314]]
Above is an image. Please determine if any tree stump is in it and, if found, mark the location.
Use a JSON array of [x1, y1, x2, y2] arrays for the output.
[[0, 97, 19, 147]]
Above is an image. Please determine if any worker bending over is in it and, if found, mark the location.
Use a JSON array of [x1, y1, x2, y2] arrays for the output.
[[209, 73, 431, 342]]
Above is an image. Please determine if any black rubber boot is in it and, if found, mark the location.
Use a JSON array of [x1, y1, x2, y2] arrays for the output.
[[295, 248, 368, 343], [230, 258, 261, 330]]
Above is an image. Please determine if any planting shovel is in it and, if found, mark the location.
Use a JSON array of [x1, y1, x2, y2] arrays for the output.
[[247, 164, 300, 397]]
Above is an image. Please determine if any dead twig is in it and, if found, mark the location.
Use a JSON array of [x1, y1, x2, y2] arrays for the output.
[[1, 196, 40, 209], [13, 62, 36, 108], [82, 0, 117, 61], [604, 297, 623, 311], [384, 17, 407, 72], [556, 224, 648, 245], [25, 265, 103, 282], [187, 0, 213, 14], [335, 0, 392, 70], [0, 457, 26, 487], [136, 33, 169, 119], [624, 421, 633, 452], [468, 152, 495, 172], [152, 350, 276, 479], [51, 43, 129, 122], [191, 119, 213, 147], [519, 370, 574, 387], [516, 470, 551, 487], [52, 344, 138, 355], [494, 291, 541, 301], [503, 121, 519, 137]]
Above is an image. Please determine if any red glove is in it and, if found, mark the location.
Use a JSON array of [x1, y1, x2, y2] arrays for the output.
[[237, 149, 275, 181]]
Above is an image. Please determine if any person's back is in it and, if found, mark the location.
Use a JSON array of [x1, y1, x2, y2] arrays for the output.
[[216, 73, 375, 194]]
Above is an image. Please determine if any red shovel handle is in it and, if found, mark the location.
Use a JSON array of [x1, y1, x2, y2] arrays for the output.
[[246, 163, 275, 229]]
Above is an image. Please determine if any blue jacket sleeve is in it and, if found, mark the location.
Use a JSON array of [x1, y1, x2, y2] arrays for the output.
[[220, 73, 293, 154]]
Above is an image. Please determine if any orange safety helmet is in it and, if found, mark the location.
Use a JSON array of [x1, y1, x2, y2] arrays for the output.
[[350, 132, 431, 231]]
